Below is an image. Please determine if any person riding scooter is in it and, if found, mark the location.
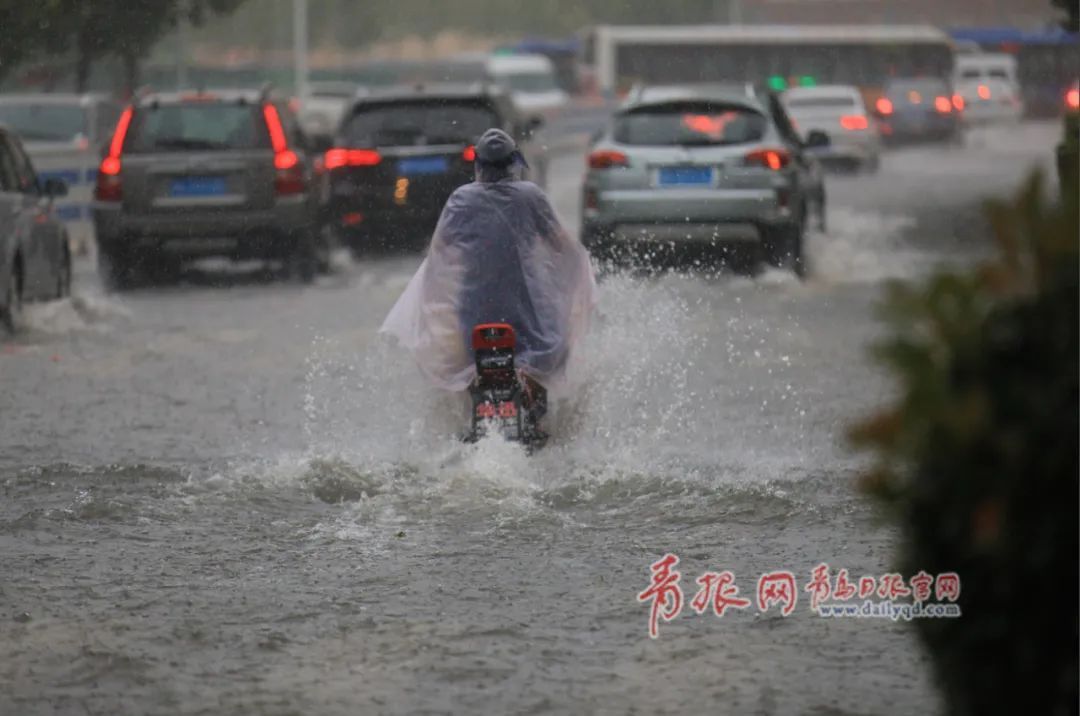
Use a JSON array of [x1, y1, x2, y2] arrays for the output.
[[380, 128, 596, 432]]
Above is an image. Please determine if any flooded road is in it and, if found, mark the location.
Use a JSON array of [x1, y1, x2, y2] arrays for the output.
[[0, 122, 1059, 715]]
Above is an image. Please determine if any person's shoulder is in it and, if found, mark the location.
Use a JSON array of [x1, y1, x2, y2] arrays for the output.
[[445, 182, 482, 207], [505, 180, 549, 202]]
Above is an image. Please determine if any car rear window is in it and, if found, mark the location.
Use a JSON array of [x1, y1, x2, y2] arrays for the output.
[[498, 72, 558, 93], [886, 80, 949, 100], [0, 103, 87, 142], [125, 103, 270, 153], [341, 100, 498, 146], [614, 102, 766, 146], [784, 95, 858, 110]]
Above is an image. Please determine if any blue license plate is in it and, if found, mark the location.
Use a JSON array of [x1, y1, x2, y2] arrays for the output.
[[658, 166, 713, 186], [397, 156, 449, 175], [170, 176, 227, 197]]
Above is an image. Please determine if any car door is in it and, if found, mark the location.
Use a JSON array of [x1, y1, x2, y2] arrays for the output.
[[3, 132, 56, 299]]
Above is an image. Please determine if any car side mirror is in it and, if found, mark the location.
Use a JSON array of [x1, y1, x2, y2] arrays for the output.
[[42, 177, 68, 198], [804, 131, 831, 149], [520, 116, 544, 138]]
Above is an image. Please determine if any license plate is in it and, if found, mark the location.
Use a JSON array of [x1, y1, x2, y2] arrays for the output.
[[476, 401, 518, 419], [170, 176, 227, 197], [657, 166, 713, 187], [398, 156, 449, 175]]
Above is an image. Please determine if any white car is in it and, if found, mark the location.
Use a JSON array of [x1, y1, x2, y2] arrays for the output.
[[781, 85, 881, 172], [486, 54, 569, 120], [953, 53, 1024, 124]]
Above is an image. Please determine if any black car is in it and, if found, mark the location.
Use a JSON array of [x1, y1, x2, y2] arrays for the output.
[[324, 83, 545, 254], [875, 78, 964, 145]]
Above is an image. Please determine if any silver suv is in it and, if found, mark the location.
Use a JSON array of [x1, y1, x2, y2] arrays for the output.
[[582, 85, 826, 276], [92, 87, 325, 288]]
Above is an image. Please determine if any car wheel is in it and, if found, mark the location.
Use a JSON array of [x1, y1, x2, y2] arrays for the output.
[[764, 214, 807, 279], [56, 244, 72, 299], [288, 230, 318, 284], [98, 247, 136, 292], [315, 225, 336, 275], [1, 259, 24, 336]]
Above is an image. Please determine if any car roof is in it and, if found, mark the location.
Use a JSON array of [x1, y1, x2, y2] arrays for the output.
[[486, 54, 555, 72], [135, 88, 277, 106], [783, 85, 861, 99], [0, 92, 115, 107], [351, 82, 509, 104], [884, 76, 949, 88], [620, 84, 765, 113]]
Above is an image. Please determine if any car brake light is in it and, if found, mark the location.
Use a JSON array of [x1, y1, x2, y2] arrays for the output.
[[1067, 88, 1079, 110], [934, 96, 952, 113], [587, 150, 629, 169], [324, 148, 382, 170], [744, 148, 790, 171], [94, 105, 133, 202], [274, 150, 299, 170], [263, 103, 305, 196], [952, 94, 966, 111], [840, 115, 868, 131], [978, 85, 992, 100], [875, 97, 894, 116], [463, 145, 476, 162]]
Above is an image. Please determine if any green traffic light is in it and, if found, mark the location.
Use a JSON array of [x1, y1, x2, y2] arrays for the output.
[[768, 76, 787, 91], [800, 76, 817, 87]]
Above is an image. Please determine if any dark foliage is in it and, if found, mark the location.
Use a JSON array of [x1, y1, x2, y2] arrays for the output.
[[851, 173, 1079, 716]]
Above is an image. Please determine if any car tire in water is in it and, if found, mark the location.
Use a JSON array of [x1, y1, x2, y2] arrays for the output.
[[98, 248, 137, 292], [764, 214, 807, 279], [1, 258, 24, 335], [56, 244, 72, 299], [288, 230, 318, 285]]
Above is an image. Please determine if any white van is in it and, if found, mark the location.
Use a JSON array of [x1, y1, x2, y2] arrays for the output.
[[953, 53, 1024, 123], [486, 54, 569, 119]]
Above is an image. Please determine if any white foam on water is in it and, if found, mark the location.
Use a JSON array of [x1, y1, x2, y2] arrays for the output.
[[808, 209, 923, 283], [20, 290, 132, 336]]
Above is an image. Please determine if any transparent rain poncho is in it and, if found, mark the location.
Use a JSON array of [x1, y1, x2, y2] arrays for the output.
[[380, 168, 596, 395]]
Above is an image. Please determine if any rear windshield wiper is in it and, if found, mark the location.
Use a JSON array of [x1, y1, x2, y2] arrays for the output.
[[151, 138, 229, 150], [675, 137, 742, 147]]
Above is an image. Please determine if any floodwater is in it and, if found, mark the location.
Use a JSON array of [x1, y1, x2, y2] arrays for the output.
[[0, 120, 1059, 715]]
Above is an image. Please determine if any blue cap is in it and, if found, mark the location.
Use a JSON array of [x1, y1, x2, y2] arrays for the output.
[[474, 128, 529, 169]]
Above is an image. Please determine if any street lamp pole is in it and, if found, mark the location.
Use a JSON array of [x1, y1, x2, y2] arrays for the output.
[[293, 0, 309, 104]]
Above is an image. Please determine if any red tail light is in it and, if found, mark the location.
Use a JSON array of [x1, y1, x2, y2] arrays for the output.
[[875, 97, 894, 116], [587, 150, 629, 169], [1067, 88, 1079, 110], [94, 105, 133, 202], [462, 145, 476, 162], [840, 115, 868, 131], [952, 94, 966, 111], [934, 96, 953, 113], [262, 103, 305, 196], [977, 85, 992, 100], [744, 148, 791, 171], [324, 148, 382, 170]]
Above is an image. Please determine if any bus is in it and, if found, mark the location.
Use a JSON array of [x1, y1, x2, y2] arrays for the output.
[[579, 25, 956, 98], [948, 27, 1080, 116]]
